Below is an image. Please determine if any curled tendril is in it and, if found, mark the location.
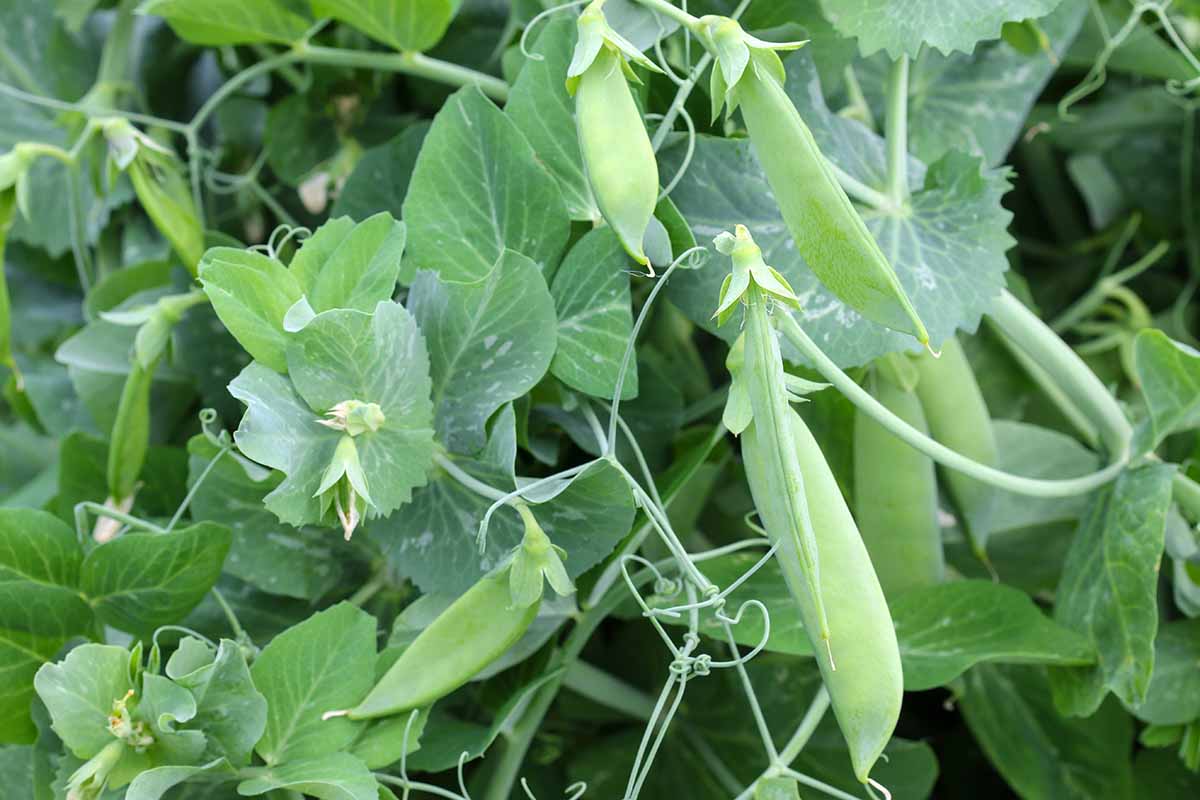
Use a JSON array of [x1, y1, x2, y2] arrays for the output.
[[519, 0, 590, 61], [709, 599, 771, 668], [152, 625, 216, 654], [198, 407, 229, 448], [265, 222, 312, 260], [456, 751, 473, 800], [655, 106, 695, 202]]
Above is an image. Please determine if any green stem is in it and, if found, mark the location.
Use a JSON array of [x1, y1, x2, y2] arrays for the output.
[[94, 0, 139, 90], [347, 573, 388, 607], [651, 51, 712, 152], [732, 688, 831, 800], [630, 0, 703, 33], [433, 451, 509, 503], [885, 54, 910, 204], [562, 660, 657, 720], [73, 500, 164, 537], [828, 160, 894, 212], [1051, 240, 1171, 333], [1174, 472, 1200, 526], [775, 309, 1129, 497], [210, 587, 248, 642], [296, 45, 510, 102]]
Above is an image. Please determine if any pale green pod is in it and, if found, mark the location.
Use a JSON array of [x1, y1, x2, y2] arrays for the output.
[[911, 335, 998, 561], [575, 46, 658, 268], [732, 50, 928, 346], [854, 367, 944, 596], [743, 407, 902, 783], [107, 357, 158, 505]]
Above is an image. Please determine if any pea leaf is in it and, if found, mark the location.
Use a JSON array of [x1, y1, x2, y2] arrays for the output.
[[289, 213, 406, 315], [33, 643, 132, 758], [409, 252, 556, 454], [1049, 463, 1174, 716], [1132, 329, 1200, 454], [230, 301, 435, 529], [0, 509, 92, 639], [81, 523, 232, 634], [312, 0, 454, 53], [331, 124, 428, 222], [663, 51, 1013, 368], [959, 665, 1134, 800], [402, 86, 570, 282], [186, 437, 342, 600], [853, 0, 1088, 165], [250, 603, 376, 766], [238, 752, 378, 800], [820, 0, 1064, 58], [1131, 618, 1200, 726], [550, 228, 637, 401], [199, 249, 303, 373], [506, 15, 597, 221], [124, 758, 235, 800], [167, 638, 267, 767], [137, 0, 312, 45], [1, 632, 70, 746]]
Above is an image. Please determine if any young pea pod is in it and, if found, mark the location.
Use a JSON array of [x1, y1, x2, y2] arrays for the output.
[[345, 566, 539, 719], [854, 355, 944, 596], [910, 335, 998, 562], [568, 0, 661, 270], [102, 356, 158, 541], [704, 17, 929, 346], [718, 227, 901, 783], [0, 191, 17, 386]]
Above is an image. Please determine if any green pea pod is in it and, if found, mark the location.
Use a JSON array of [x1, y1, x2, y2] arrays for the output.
[[106, 356, 158, 507], [854, 361, 944, 597], [347, 567, 539, 719], [743, 409, 902, 783], [0, 191, 17, 384], [128, 151, 205, 275], [910, 336, 998, 562], [709, 22, 928, 346]]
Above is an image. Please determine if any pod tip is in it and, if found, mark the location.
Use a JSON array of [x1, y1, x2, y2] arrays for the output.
[[321, 709, 350, 721]]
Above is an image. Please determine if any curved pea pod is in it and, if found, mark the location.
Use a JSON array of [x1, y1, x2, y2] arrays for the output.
[[346, 568, 539, 720], [569, 2, 660, 270], [910, 336, 998, 562], [743, 408, 902, 783], [127, 150, 205, 275], [854, 362, 944, 597], [105, 356, 158, 515], [712, 29, 927, 346]]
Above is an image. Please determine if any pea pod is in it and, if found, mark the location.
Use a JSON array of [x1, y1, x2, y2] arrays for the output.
[[346, 567, 539, 719], [568, 0, 660, 269], [854, 357, 944, 596], [910, 336, 998, 562], [104, 356, 158, 530], [127, 150, 205, 275], [0, 191, 17, 385], [705, 19, 928, 346]]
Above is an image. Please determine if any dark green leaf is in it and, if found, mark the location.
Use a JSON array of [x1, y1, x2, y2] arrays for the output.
[[1133, 330, 1200, 454], [138, 0, 312, 45], [1132, 618, 1200, 726], [313, 0, 454, 52]]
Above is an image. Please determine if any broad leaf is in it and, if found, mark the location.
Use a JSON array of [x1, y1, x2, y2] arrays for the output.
[[1131, 618, 1200, 726], [1133, 329, 1200, 453], [138, 0, 311, 45], [550, 228, 637, 401], [820, 0, 1064, 58], [0, 509, 92, 638], [409, 253, 556, 453], [506, 15, 597, 221], [959, 665, 1134, 800], [663, 51, 1013, 368], [251, 603, 376, 765], [199, 249, 303, 373], [81, 523, 232, 634], [402, 86, 570, 282], [167, 638, 267, 766], [1, 632, 69, 745], [312, 0, 454, 52], [125, 758, 235, 800], [237, 752, 378, 800], [186, 437, 342, 599], [1050, 463, 1174, 715], [33, 643, 132, 758], [288, 213, 406, 315]]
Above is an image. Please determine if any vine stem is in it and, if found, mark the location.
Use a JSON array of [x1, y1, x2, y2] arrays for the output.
[[884, 54, 909, 204], [731, 687, 831, 800], [629, 0, 703, 33], [775, 303, 1131, 498]]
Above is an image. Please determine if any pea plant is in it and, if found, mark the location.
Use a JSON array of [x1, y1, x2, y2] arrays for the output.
[[2, 0, 1200, 798]]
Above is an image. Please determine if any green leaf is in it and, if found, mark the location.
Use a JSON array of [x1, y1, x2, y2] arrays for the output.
[[81, 523, 232, 634], [168, 638, 267, 767], [1133, 329, 1200, 454], [138, 0, 312, 45], [1134, 748, 1200, 798], [959, 665, 1134, 800], [0, 509, 92, 638], [409, 252, 556, 453], [506, 15, 597, 221], [312, 0, 454, 52], [820, 0, 1064, 58], [0, 632, 69, 745], [1050, 463, 1174, 716], [891, 581, 1094, 690], [331, 124, 428, 222], [139, 672, 207, 765], [125, 758, 235, 800], [33, 643, 132, 758], [549, 228, 637, 401], [292, 214, 406, 314], [854, 0, 1087, 165], [0, 745, 35, 800], [237, 752, 378, 800], [250, 603, 376, 765], [1131, 619, 1200, 726], [186, 437, 342, 599], [402, 86, 570, 282], [663, 51, 1013, 368], [199, 248, 304, 374]]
